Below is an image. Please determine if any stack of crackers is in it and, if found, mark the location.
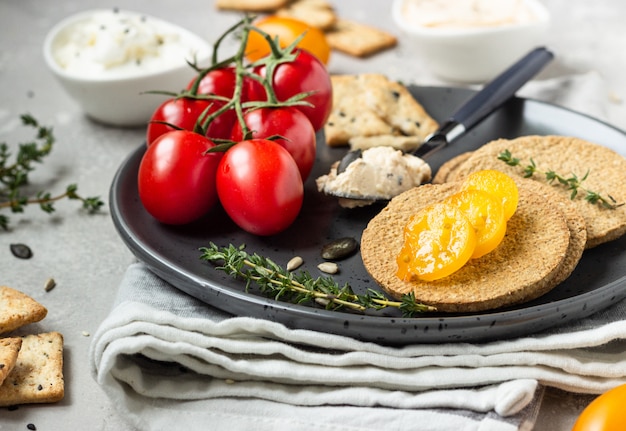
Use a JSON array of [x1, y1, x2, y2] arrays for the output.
[[0, 286, 64, 407], [324, 73, 439, 150], [361, 135, 626, 312], [215, 0, 398, 58]]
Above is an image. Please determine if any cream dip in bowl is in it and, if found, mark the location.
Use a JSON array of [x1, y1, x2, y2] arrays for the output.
[[392, 0, 550, 83], [43, 9, 212, 126]]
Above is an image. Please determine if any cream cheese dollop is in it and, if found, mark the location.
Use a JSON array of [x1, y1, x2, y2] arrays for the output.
[[316, 146, 432, 207], [52, 9, 205, 78], [400, 0, 538, 28]]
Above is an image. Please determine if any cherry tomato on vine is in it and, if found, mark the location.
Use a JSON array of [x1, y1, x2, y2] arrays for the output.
[[146, 97, 235, 146], [187, 66, 237, 98], [572, 383, 626, 431], [138, 130, 222, 225], [216, 139, 304, 236], [231, 107, 316, 180], [246, 16, 331, 65], [248, 49, 332, 131], [186, 66, 255, 102]]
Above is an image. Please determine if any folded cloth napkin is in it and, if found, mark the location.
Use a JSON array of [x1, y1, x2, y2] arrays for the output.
[[91, 263, 546, 431], [90, 72, 624, 431]]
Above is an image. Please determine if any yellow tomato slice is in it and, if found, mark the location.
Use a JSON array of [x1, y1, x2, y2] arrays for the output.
[[444, 190, 506, 259], [397, 202, 477, 282], [461, 169, 519, 220]]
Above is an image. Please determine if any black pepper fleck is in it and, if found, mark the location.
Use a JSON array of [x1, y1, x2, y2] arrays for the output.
[[37, 384, 43, 391], [391, 90, 400, 100], [27, 424, 37, 431]]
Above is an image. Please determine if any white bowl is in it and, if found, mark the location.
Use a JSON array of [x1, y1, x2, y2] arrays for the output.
[[43, 9, 212, 127], [391, 0, 551, 83]]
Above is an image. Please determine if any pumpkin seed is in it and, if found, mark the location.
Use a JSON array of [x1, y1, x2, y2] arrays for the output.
[[10, 243, 32, 259], [321, 237, 358, 260]]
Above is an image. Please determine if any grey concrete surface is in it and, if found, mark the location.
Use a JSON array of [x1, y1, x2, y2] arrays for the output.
[[1, 1, 624, 429]]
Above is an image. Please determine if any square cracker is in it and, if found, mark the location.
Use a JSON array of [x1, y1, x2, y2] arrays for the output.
[[325, 19, 397, 57], [276, 0, 337, 30], [0, 338, 22, 386], [214, 0, 290, 12], [324, 74, 439, 147], [0, 286, 47, 335], [0, 332, 64, 406]]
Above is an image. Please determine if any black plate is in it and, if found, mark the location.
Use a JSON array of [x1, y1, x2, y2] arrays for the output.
[[110, 86, 626, 345]]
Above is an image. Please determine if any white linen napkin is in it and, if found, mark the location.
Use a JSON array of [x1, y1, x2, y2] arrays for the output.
[[90, 72, 623, 431], [91, 263, 545, 431]]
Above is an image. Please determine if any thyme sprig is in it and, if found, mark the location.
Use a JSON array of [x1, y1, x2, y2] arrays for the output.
[[199, 243, 437, 317], [0, 114, 104, 230], [498, 149, 622, 209]]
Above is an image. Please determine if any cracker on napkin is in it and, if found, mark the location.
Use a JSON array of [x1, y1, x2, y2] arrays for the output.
[[325, 19, 397, 57], [324, 74, 439, 148], [276, 0, 337, 30], [0, 332, 64, 406], [0, 286, 47, 335], [0, 337, 22, 386]]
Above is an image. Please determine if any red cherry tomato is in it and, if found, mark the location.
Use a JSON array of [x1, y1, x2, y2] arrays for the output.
[[187, 66, 238, 98], [248, 49, 332, 131], [146, 97, 236, 146], [138, 130, 222, 225], [216, 139, 304, 236], [186, 66, 255, 102], [231, 107, 316, 180], [572, 383, 626, 431]]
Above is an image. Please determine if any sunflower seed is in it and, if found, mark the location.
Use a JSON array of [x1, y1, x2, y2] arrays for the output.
[[44, 278, 56, 292], [286, 256, 303, 271], [317, 262, 338, 274]]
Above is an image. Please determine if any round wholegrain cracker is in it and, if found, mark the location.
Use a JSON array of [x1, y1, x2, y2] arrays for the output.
[[361, 180, 573, 312], [513, 178, 587, 286], [447, 135, 626, 248], [432, 151, 473, 184]]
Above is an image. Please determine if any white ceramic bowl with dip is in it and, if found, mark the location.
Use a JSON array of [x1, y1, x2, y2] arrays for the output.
[[43, 9, 212, 127], [391, 0, 551, 83]]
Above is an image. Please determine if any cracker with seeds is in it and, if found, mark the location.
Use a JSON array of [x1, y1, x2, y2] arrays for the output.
[[215, 0, 290, 12], [325, 19, 397, 57], [277, 0, 337, 30], [0, 286, 47, 335], [324, 74, 438, 148], [0, 338, 22, 386], [0, 332, 64, 406]]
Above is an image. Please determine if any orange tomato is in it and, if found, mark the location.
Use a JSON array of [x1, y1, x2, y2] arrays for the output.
[[444, 189, 506, 259], [460, 169, 519, 220], [396, 202, 477, 282], [572, 384, 626, 431], [246, 16, 331, 65]]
